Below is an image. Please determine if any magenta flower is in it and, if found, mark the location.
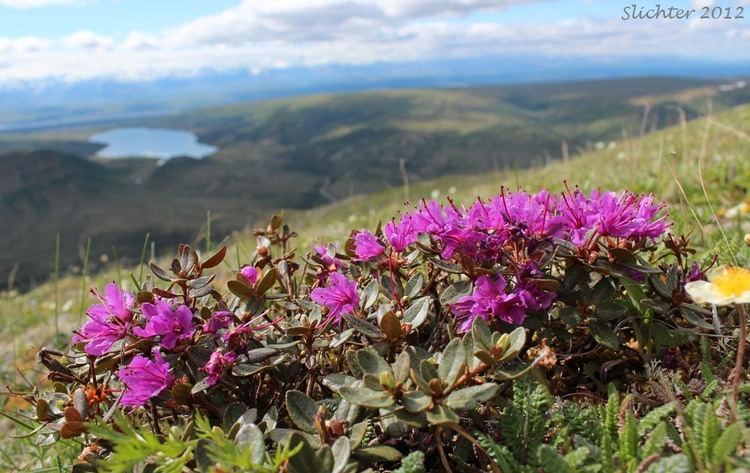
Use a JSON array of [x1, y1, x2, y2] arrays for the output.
[[451, 275, 527, 332], [384, 216, 417, 252], [559, 188, 598, 246], [72, 283, 134, 356], [353, 230, 384, 261], [239, 266, 260, 285], [202, 310, 234, 334], [134, 300, 195, 350], [593, 191, 638, 238], [632, 195, 670, 238], [411, 200, 463, 235], [590, 191, 669, 240], [201, 350, 237, 386], [558, 189, 669, 245], [311, 272, 360, 323], [223, 313, 283, 348], [516, 283, 556, 312], [686, 262, 707, 283], [118, 349, 174, 408], [315, 244, 343, 271], [491, 190, 563, 240]]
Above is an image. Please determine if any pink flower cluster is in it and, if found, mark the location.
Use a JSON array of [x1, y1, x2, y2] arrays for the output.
[[73, 264, 274, 407], [311, 272, 360, 323], [353, 189, 669, 264], [71, 188, 671, 406], [346, 189, 669, 331]]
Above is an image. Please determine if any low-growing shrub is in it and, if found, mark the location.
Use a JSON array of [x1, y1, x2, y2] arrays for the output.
[[20, 186, 750, 471]]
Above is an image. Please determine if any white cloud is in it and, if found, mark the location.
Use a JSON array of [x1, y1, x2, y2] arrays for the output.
[[0, 36, 51, 53], [150, 0, 537, 48], [0, 0, 84, 8], [122, 32, 160, 51], [62, 30, 113, 51], [0, 0, 749, 84]]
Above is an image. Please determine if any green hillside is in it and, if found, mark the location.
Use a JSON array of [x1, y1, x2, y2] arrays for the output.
[[283, 103, 750, 254], [2, 77, 750, 289]]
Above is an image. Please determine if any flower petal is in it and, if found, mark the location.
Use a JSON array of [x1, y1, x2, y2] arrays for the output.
[[684, 281, 736, 306]]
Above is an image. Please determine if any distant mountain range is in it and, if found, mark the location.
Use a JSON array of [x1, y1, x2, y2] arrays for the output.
[[3, 55, 750, 131], [2, 75, 750, 290]]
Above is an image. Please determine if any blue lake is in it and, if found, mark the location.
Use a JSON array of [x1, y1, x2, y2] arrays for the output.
[[90, 127, 217, 159]]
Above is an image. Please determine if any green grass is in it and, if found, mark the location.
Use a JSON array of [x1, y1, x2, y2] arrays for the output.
[[1, 99, 750, 470], [282, 104, 750, 256]]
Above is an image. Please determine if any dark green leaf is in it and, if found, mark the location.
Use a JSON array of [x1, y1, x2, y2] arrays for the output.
[[356, 347, 391, 376], [353, 446, 403, 463], [591, 278, 615, 305], [339, 386, 394, 408], [285, 390, 318, 434], [596, 301, 628, 321], [680, 307, 714, 330], [652, 324, 693, 347], [438, 338, 466, 390], [245, 347, 279, 363], [402, 391, 431, 413], [426, 404, 459, 425], [589, 321, 619, 351], [403, 297, 431, 329], [256, 269, 278, 294], [444, 384, 498, 410], [323, 373, 359, 394], [404, 273, 425, 299], [440, 280, 472, 305], [331, 436, 351, 473], [344, 314, 384, 339], [430, 257, 464, 274], [227, 279, 254, 299], [231, 363, 267, 377], [362, 279, 380, 310]]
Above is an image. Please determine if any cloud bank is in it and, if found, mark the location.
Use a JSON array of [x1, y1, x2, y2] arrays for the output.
[[0, 0, 749, 85]]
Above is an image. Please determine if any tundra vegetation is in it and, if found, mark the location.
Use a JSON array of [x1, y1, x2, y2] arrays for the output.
[[1, 101, 750, 472]]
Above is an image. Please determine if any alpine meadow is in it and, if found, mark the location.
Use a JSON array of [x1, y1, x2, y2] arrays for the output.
[[2, 1, 750, 472]]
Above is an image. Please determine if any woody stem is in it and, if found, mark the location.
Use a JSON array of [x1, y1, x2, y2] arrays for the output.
[[435, 429, 454, 473]]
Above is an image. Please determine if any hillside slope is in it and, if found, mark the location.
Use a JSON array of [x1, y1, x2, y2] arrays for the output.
[[160, 77, 750, 202], [1, 100, 749, 389], [2, 77, 750, 288], [282, 102, 750, 255]]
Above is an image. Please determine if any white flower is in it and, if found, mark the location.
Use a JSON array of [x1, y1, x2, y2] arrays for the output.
[[685, 266, 750, 306], [723, 201, 750, 219]]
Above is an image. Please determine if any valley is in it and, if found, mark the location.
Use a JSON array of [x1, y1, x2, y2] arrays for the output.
[[2, 76, 749, 289]]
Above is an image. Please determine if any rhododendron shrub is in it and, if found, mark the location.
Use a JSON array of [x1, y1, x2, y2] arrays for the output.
[[29, 187, 720, 472]]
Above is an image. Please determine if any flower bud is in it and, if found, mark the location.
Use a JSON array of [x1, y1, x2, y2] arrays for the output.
[[379, 371, 396, 389]]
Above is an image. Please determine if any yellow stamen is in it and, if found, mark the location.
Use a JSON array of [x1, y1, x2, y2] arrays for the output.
[[713, 267, 750, 297]]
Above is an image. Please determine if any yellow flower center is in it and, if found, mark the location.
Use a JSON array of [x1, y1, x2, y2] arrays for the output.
[[713, 267, 750, 297]]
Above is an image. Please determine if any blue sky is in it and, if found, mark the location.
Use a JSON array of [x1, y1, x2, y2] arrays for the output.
[[0, 0, 238, 38], [0, 0, 747, 84], [1, 1, 652, 37]]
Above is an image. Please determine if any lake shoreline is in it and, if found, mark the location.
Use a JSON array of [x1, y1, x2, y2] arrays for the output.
[[89, 127, 218, 160]]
